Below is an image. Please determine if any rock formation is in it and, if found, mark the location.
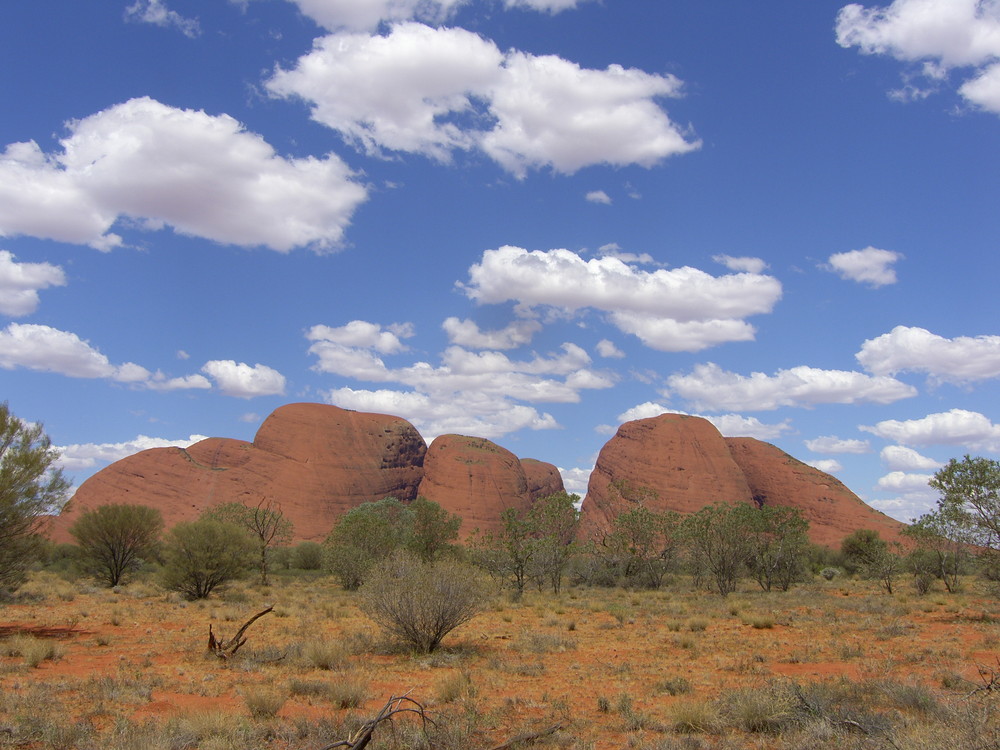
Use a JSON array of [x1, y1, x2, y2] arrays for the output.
[[580, 413, 904, 547]]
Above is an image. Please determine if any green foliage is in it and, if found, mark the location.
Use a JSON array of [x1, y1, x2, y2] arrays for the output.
[[598, 504, 681, 589], [744, 504, 810, 592], [902, 503, 973, 593], [323, 496, 460, 589], [0, 402, 71, 595], [289, 541, 324, 570], [929, 455, 1000, 574], [840, 529, 903, 594], [160, 519, 255, 600], [358, 550, 490, 653], [526, 491, 580, 594], [680, 503, 757, 595], [69, 503, 163, 587], [201, 498, 292, 585]]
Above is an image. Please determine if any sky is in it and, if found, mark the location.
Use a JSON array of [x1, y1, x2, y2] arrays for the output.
[[1, 0, 998, 524]]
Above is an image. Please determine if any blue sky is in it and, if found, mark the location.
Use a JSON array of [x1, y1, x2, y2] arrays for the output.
[[2, 0, 998, 523]]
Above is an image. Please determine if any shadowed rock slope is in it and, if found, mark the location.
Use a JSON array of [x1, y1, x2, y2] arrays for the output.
[[580, 413, 904, 547]]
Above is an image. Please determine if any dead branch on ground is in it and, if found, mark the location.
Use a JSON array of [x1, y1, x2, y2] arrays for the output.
[[318, 692, 434, 750], [207, 605, 273, 660]]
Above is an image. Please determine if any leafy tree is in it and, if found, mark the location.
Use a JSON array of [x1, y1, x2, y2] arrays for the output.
[[471, 507, 536, 600], [323, 497, 413, 590], [929, 455, 1000, 572], [841, 529, 903, 594], [290, 541, 324, 570], [680, 503, 756, 595], [902, 503, 973, 593], [526, 492, 580, 594], [359, 550, 490, 653], [408, 496, 462, 562], [202, 498, 292, 585], [160, 519, 255, 600], [70, 504, 163, 587], [0, 403, 71, 595], [744, 505, 810, 592], [599, 505, 681, 589]]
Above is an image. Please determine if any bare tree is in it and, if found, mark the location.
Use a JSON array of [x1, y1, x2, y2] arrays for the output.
[[202, 497, 292, 585]]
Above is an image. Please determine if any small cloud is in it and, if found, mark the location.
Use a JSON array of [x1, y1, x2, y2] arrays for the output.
[[176, 349, 190, 360], [596, 339, 625, 358], [807, 458, 843, 474], [201, 360, 286, 399], [239, 412, 261, 423], [825, 247, 903, 287], [804, 436, 870, 454], [713, 254, 768, 274], [124, 0, 200, 38], [585, 190, 612, 205]]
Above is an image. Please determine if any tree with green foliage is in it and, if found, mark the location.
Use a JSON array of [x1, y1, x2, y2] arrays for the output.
[[408, 496, 462, 562], [201, 498, 292, 585], [929, 455, 1000, 572], [841, 529, 903, 594], [902, 503, 973, 593], [526, 492, 581, 594], [680, 503, 756, 595], [290, 541, 324, 570], [744, 504, 810, 592], [70, 504, 163, 587], [160, 519, 255, 599], [0, 403, 71, 595], [599, 505, 681, 589]]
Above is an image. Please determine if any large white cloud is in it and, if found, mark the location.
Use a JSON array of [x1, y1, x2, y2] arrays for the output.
[[201, 360, 287, 399], [0, 323, 149, 381], [860, 408, 1000, 451], [267, 24, 698, 175], [0, 251, 66, 316], [0, 98, 367, 251], [837, 0, 1000, 114], [665, 362, 917, 412], [57, 433, 209, 471], [307, 320, 413, 354], [880, 444, 942, 471], [461, 246, 781, 352], [825, 247, 902, 287], [857, 325, 1000, 383]]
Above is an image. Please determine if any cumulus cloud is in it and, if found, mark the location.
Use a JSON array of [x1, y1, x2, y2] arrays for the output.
[[877, 470, 935, 493], [585, 190, 612, 204], [284, 0, 468, 31], [57, 433, 208, 471], [558, 465, 592, 497], [808, 459, 844, 474], [124, 0, 200, 37], [881, 444, 942, 471], [307, 320, 413, 354], [0, 323, 150, 381], [860, 408, 1000, 451], [804, 436, 870, 454], [0, 251, 66, 316], [825, 247, 902, 287], [0, 97, 367, 252], [664, 362, 916, 412], [596, 339, 625, 358], [442, 317, 541, 349], [267, 23, 698, 175], [461, 246, 781, 352], [713, 254, 768, 274], [857, 325, 1000, 383], [836, 0, 1000, 114], [201, 360, 287, 399]]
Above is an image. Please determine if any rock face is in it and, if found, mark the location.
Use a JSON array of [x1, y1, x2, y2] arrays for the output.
[[417, 435, 562, 538], [52, 403, 428, 544], [726, 437, 904, 547], [580, 413, 904, 547]]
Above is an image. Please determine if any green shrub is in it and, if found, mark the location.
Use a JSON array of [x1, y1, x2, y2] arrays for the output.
[[160, 520, 255, 600]]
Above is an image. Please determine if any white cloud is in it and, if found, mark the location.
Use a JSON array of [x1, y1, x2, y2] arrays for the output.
[[283, 0, 469, 31], [124, 0, 200, 37], [0, 97, 367, 252], [860, 408, 1000, 452], [585, 190, 612, 204], [201, 360, 287, 398], [857, 325, 1000, 383], [558, 465, 592, 497], [713, 254, 768, 274], [0, 323, 148, 381], [596, 339, 625, 358], [0, 251, 66, 316], [877, 469, 934, 492], [307, 320, 413, 354], [808, 459, 844, 474], [442, 317, 541, 349], [880, 444, 942, 471], [665, 362, 916, 412], [267, 24, 698, 175], [461, 246, 782, 352], [614, 403, 792, 440], [804, 435, 870, 454], [145, 372, 213, 392], [56, 433, 208, 471], [825, 246, 902, 287], [836, 0, 1000, 114]]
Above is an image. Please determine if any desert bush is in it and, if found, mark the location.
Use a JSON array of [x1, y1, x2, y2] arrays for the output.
[[241, 686, 286, 719], [70, 503, 163, 587], [290, 541, 324, 570], [718, 684, 796, 733], [820, 567, 840, 581], [359, 550, 491, 653], [297, 638, 351, 671], [670, 699, 719, 734], [327, 674, 367, 709], [160, 519, 255, 600]]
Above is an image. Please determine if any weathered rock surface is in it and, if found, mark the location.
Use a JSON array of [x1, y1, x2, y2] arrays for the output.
[[51, 403, 427, 543], [417, 435, 560, 538], [580, 413, 904, 547], [726, 437, 905, 547]]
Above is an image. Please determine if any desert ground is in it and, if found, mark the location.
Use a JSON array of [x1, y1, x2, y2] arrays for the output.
[[1, 570, 999, 750]]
